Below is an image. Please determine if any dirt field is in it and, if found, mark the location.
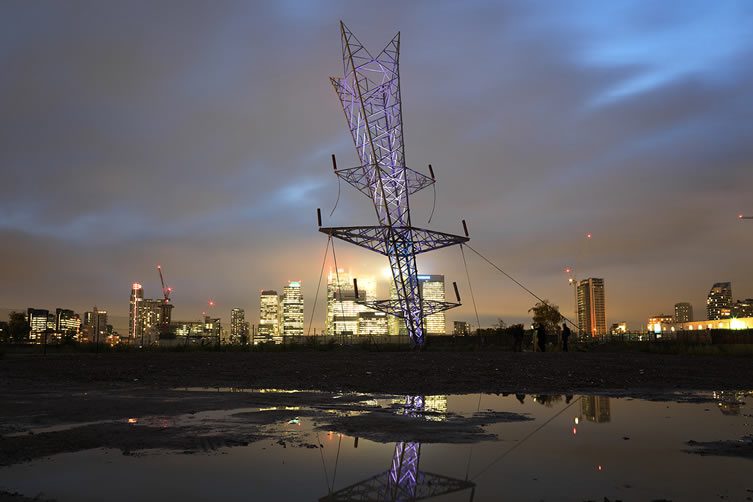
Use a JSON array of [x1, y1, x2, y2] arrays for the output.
[[2, 350, 752, 395]]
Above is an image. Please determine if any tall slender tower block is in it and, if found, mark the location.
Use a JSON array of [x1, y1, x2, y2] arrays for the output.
[[320, 22, 468, 346]]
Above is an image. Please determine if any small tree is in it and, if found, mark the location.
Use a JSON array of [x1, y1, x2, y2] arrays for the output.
[[529, 301, 562, 334]]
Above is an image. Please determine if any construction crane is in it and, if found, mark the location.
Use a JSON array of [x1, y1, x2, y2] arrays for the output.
[[157, 265, 174, 340]]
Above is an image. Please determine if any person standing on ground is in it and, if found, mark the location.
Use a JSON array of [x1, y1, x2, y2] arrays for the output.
[[561, 322, 571, 352], [512, 325, 524, 352], [536, 323, 546, 352]]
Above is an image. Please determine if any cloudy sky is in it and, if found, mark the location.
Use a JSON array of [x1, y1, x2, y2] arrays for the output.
[[2, 1, 752, 332]]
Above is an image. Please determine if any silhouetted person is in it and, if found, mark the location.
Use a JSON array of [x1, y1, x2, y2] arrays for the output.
[[516, 393, 526, 404], [561, 323, 571, 352], [512, 326, 524, 352], [536, 323, 546, 352]]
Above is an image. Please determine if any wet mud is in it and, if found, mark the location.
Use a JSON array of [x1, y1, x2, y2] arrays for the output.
[[686, 435, 753, 460], [315, 409, 533, 443]]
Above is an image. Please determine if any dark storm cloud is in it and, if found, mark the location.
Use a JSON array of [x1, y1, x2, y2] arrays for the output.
[[1, 0, 751, 329]]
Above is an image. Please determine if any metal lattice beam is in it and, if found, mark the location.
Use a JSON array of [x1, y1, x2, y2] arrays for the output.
[[319, 226, 468, 256], [335, 165, 435, 198], [361, 300, 460, 319]]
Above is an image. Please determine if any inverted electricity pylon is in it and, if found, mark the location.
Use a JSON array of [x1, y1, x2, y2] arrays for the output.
[[320, 396, 476, 501], [319, 22, 468, 347]]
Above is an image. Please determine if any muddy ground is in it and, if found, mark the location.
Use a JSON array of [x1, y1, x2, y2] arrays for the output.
[[1, 350, 751, 486]]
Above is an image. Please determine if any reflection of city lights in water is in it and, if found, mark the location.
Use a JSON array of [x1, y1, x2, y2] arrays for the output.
[[572, 427, 577, 435], [597, 465, 603, 471]]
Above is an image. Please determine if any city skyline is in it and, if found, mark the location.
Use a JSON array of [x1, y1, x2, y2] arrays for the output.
[[1, 2, 752, 331]]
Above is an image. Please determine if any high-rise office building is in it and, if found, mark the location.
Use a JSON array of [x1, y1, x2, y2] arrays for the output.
[[55, 308, 80, 335], [91, 308, 108, 343], [707, 282, 732, 320], [140, 299, 164, 344], [387, 275, 446, 336], [418, 275, 446, 335], [674, 302, 693, 323], [576, 278, 606, 337], [128, 282, 172, 345], [453, 321, 470, 336], [732, 299, 753, 318], [282, 281, 304, 338], [581, 396, 611, 423], [129, 283, 144, 341], [259, 290, 280, 343], [357, 311, 389, 336], [84, 307, 109, 343], [326, 270, 377, 336], [230, 308, 249, 344], [204, 315, 221, 341], [26, 308, 49, 343]]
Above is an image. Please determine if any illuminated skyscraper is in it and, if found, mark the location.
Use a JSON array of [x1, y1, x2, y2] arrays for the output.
[[203, 315, 221, 341], [732, 299, 753, 318], [388, 275, 446, 336], [357, 311, 389, 336], [707, 282, 732, 320], [581, 396, 611, 423], [674, 302, 693, 323], [90, 307, 108, 343], [577, 278, 606, 337], [230, 308, 249, 344], [282, 281, 304, 338], [129, 283, 144, 342], [26, 308, 49, 343], [140, 299, 164, 344], [453, 321, 470, 336], [418, 275, 446, 335], [326, 270, 377, 336], [259, 290, 280, 343], [55, 308, 80, 335]]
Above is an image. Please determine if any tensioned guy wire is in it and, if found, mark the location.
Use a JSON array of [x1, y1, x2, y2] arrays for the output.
[[460, 244, 482, 332], [307, 235, 331, 337], [464, 243, 579, 330], [471, 396, 582, 481]]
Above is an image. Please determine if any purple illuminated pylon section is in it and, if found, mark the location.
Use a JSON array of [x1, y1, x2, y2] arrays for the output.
[[319, 395, 475, 501], [321, 21, 468, 347]]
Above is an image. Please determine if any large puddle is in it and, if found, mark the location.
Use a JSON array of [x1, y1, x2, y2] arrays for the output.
[[1, 390, 751, 501]]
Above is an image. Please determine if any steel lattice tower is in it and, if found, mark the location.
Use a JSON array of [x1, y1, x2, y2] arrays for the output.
[[320, 395, 475, 501], [320, 22, 468, 347]]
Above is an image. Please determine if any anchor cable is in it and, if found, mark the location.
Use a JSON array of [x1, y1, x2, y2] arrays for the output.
[[464, 243, 579, 330], [471, 396, 582, 481], [331, 433, 343, 490], [316, 431, 332, 494], [330, 239, 347, 338], [464, 393, 483, 480], [460, 244, 482, 332], [307, 235, 331, 337]]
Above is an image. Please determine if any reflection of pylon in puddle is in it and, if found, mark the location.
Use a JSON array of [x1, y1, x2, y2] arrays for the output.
[[320, 396, 475, 501]]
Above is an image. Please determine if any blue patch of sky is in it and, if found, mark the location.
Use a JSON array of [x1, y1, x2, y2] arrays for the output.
[[543, 0, 753, 105]]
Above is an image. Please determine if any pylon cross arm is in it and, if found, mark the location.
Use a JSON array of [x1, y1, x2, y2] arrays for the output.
[[335, 165, 435, 198], [319, 226, 468, 255]]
